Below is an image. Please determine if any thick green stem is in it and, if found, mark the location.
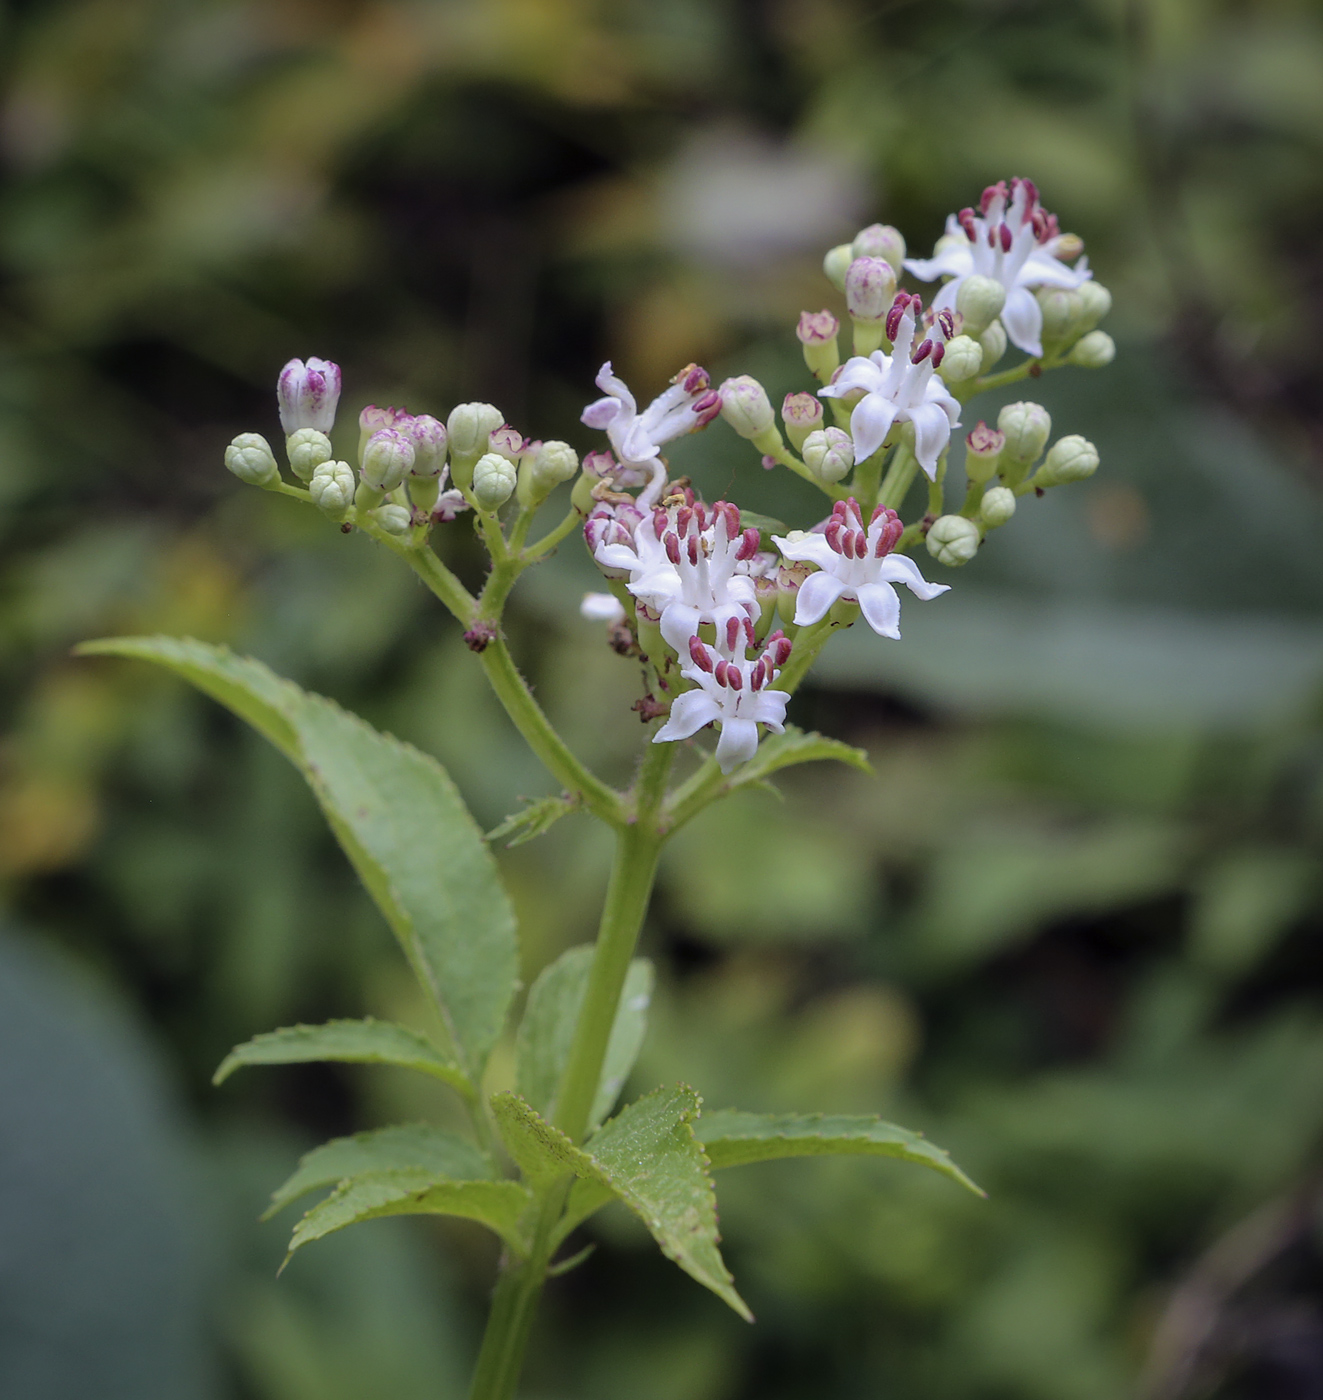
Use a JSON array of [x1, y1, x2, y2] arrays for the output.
[[877, 444, 919, 513]]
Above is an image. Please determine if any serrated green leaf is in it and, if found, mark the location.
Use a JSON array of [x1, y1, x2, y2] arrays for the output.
[[492, 1087, 751, 1320], [694, 1110, 983, 1195], [265, 1123, 495, 1219], [78, 637, 518, 1079], [214, 1019, 470, 1097], [286, 1169, 532, 1260], [729, 723, 871, 788], [486, 793, 579, 847], [515, 947, 653, 1129]]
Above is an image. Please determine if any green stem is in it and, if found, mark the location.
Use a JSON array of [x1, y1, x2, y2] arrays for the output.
[[522, 507, 580, 561], [851, 444, 888, 512], [764, 441, 846, 500], [877, 444, 919, 512], [971, 353, 1064, 395]]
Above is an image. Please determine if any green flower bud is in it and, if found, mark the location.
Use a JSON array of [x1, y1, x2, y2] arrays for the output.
[[372, 504, 413, 535], [285, 427, 333, 483], [473, 452, 518, 510], [517, 439, 580, 508], [781, 392, 823, 451], [224, 432, 279, 487], [823, 243, 853, 291], [446, 403, 504, 488], [1036, 286, 1082, 346], [797, 309, 840, 382], [979, 320, 1007, 370], [979, 485, 1016, 527], [955, 275, 1006, 336], [308, 459, 356, 519], [1036, 434, 1099, 486], [998, 401, 1051, 466], [1069, 330, 1116, 368], [801, 427, 854, 484], [963, 422, 1005, 483], [1074, 281, 1112, 334], [926, 514, 980, 567], [360, 427, 415, 492], [852, 223, 905, 270], [719, 376, 781, 452], [844, 257, 895, 322], [937, 334, 983, 384]]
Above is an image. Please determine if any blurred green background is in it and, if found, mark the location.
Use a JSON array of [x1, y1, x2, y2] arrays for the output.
[[2, 1, 1322, 1397]]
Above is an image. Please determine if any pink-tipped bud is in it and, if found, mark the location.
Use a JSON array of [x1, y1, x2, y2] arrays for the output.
[[781, 391, 823, 451], [583, 448, 616, 479], [796, 309, 840, 345], [489, 425, 526, 462], [719, 376, 775, 441], [964, 421, 1006, 483], [278, 357, 341, 435], [360, 427, 415, 492], [406, 414, 448, 477], [845, 257, 896, 323]]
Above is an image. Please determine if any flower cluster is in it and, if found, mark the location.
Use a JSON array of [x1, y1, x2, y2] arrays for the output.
[[224, 178, 1114, 778]]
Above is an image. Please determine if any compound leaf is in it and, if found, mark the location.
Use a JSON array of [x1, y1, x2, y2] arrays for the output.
[[266, 1123, 494, 1219], [695, 1110, 983, 1195], [78, 637, 518, 1081]]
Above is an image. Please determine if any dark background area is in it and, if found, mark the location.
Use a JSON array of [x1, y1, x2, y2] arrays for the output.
[[1, 1, 1322, 1397]]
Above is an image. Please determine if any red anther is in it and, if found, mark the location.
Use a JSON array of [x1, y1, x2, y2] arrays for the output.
[[872, 511, 903, 557], [676, 505, 692, 536], [681, 364, 710, 394], [726, 616, 742, 652], [885, 292, 912, 342], [831, 499, 849, 520], [653, 508, 668, 537], [693, 390, 722, 424], [693, 502, 707, 532], [721, 501, 741, 536], [751, 660, 764, 690], [1019, 177, 1039, 211], [999, 223, 1013, 253], [912, 338, 933, 365], [931, 342, 945, 368], [726, 666, 743, 691], [841, 528, 855, 559], [714, 660, 729, 687], [825, 519, 844, 553], [737, 527, 761, 560], [687, 534, 699, 566], [1041, 212, 1060, 242], [958, 207, 978, 240], [938, 309, 955, 339], [981, 180, 1008, 214], [767, 631, 792, 666], [689, 635, 714, 671], [743, 615, 755, 647], [664, 532, 681, 565]]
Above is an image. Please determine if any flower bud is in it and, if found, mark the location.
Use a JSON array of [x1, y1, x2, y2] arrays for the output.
[[963, 422, 1005, 483], [1069, 330, 1116, 369], [823, 243, 853, 291], [406, 414, 448, 477], [285, 427, 333, 483], [1035, 434, 1099, 486], [473, 452, 518, 510], [358, 404, 408, 464], [801, 427, 854, 484], [979, 321, 1007, 369], [446, 403, 504, 487], [997, 401, 1051, 466], [926, 514, 980, 567], [1036, 286, 1081, 346], [225, 432, 279, 487], [852, 223, 905, 270], [277, 357, 341, 435], [844, 257, 895, 322], [372, 504, 412, 536], [979, 485, 1016, 527], [797, 309, 840, 382], [360, 427, 415, 492], [308, 460, 356, 519], [776, 560, 811, 623], [937, 334, 983, 384], [781, 392, 823, 451], [955, 275, 1007, 336], [719, 376, 780, 452], [1074, 281, 1112, 333], [489, 425, 526, 462], [517, 439, 579, 508]]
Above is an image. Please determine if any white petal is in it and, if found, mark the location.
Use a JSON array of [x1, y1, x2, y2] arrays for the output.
[[876, 553, 951, 600], [772, 534, 837, 569], [751, 690, 790, 731], [1001, 286, 1044, 357], [654, 689, 721, 744], [1019, 249, 1091, 290], [906, 401, 954, 479], [580, 396, 621, 430], [794, 569, 848, 626], [594, 543, 640, 572], [715, 717, 760, 773], [820, 356, 883, 398], [904, 247, 972, 281], [856, 582, 902, 637], [932, 278, 962, 313], [659, 602, 703, 654], [594, 361, 635, 409], [850, 394, 899, 463], [580, 592, 625, 622]]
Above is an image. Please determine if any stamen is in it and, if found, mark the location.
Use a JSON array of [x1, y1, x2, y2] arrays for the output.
[[912, 338, 933, 365], [999, 223, 1013, 253], [664, 532, 681, 565], [737, 527, 760, 560], [726, 616, 742, 652], [689, 636, 714, 671]]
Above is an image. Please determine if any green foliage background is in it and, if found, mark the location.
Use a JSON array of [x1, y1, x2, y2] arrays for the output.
[[1, 1, 1321, 1397]]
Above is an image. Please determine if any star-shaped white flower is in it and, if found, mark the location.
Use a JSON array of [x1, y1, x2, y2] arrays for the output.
[[654, 632, 793, 774], [591, 496, 761, 654], [903, 177, 1091, 358], [774, 499, 949, 637], [819, 293, 961, 479]]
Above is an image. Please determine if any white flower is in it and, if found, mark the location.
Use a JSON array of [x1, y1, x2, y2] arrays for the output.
[[654, 632, 793, 774], [277, 357, 341, 435], [819, 294, 961, 479], [580, 592, 626, 623], [580, 362, 721, 505], [591, 496, 761, 654], [904, 177, 1091, 358], [774, 499, 949, 638]]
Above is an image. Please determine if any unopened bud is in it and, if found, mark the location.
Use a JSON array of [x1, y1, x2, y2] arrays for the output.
[[277, 357, 341, 435], [372, 504, 413, 536], [286, 427, 333, 483], [473, 452, 518, 510], [979, 321, 1007, 370], [1036, 434, 1099, 486], [781, 392, 823, 450], [997, 401, 1051, 467], [1074, 281, 1112, 334], [308, 460, 356, 519], [823, 243, 853, 291], [776, 560, 811, 623], [852, 223, 905, 270], [963, 422, 1005, 482], [797, 309, 840, 381], [801, 426, 854, 484], [517, 439, 580, 508], [937, 334, 983, 384], [955, 275, 1007, 336], [489, 425, 526, 462], [1036, 286, 1082, 346], [979, 485, 1016, 527], [360, 427, 415, 492], [406, 414, 448, 477], [446, 402, 504, 487], [719, 376, 779, 451], [844, 257, 896, 322], [926, 514, 980, 567], [359, 405, 408, 464], [1069, 330, 1115, 369], [225, 432, 279, 487]]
